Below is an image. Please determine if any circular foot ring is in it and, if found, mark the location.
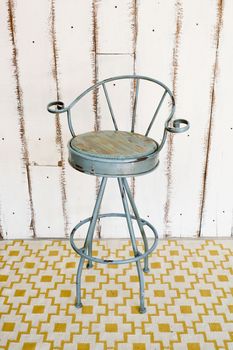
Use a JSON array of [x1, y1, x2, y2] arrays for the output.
[[70, 213, 158, 265]]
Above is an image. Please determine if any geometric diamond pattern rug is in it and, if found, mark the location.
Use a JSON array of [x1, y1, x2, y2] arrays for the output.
[[0, 239, 233, 350]]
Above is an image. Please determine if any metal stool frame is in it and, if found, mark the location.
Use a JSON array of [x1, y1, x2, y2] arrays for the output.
[[47, 75, 189, 313]]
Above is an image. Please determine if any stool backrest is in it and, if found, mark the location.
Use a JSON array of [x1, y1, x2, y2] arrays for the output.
[[47, 75, 176, 153]]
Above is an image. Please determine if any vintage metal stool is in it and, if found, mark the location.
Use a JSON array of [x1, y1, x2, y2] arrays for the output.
[[47, 75, 189, 313]]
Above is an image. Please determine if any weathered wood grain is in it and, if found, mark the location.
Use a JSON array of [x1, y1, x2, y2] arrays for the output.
[[29, 166, 65, 237], [165, 0, 220, 237], [200, 0, 233, 237], [54, 0, 95, 237], [96, 0, 134, 54], [0, 0, 33, 238], [134, 0, 176, 237]]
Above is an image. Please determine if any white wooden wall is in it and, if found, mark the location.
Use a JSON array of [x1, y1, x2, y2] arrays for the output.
[[0, 0, 232, 239]]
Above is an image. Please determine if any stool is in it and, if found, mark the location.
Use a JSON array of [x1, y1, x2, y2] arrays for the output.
[[47, 75, 189, 313]]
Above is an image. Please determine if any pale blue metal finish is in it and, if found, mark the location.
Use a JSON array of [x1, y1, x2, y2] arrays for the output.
[[102, 83, 118, 131], [75, 177, 107, 308], [122, 178, 149, 272], [131, 79, 140, 133], [47, 75, 190, 313]]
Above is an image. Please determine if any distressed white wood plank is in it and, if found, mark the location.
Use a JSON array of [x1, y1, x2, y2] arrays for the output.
[[55, 0, 96, 237], [201, 0, 233, 237], [96, 0, 134, 54], [30, 166, 65, 237], [134, 0, 176, 238], [167, 0, 219, 237], [14, 0, 60, 165], [96, 54, 134, 237], [0, 0, 32, 238]]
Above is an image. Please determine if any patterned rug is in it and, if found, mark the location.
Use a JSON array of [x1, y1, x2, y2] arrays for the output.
[[0, 239, 233, 350]]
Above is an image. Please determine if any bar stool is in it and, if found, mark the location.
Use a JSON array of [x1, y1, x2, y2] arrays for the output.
[[47, 75, 189, 313]]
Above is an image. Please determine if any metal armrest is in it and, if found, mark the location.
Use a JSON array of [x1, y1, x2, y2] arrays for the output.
[[47, 101, 75, 137]]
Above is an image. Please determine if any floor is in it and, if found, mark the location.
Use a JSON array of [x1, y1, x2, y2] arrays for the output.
[[0, 239, 233, 350]]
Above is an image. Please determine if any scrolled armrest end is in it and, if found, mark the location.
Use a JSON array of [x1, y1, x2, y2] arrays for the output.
[[47, 101, 66, 114], [166, 119, 190, 134]]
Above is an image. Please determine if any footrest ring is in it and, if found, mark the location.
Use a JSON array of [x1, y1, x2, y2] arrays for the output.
[[70, 213, 158, 265]]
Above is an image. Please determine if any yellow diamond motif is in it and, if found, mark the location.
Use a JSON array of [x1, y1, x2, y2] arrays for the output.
[[151, 262, 161, 268], [77, 344, 90, 350], [133, 344, 146, 350], [49, 250, 58, 256], [22, 343, 36, 350], [107, 290, 118, 297], [14, 289, 26, 297], [158, 323, 170, 332], [130, 275, 139, 282], [105, 323, 118, 332], [209, 250, 218, 256], [108, 264, 118, 268], [218, 275, 228, 282], [54, 323, 66, 332], [131, 306, 139, 314], [2, 323, 15, 332], [200, 289, 211, 297], [180, 305, 192, 314], [154, 290, 165, 297], [9, 250, 19, 256], [60, 290, 71, 297], [32, 305, 45, 314], [228, 305, 233, 313], [209, 323, 222, 332], [41, 275, 52, 282], [187, 344, 200, 350], [24, 262, 35, 268], [175, 275, 185, 282], [0, 275, 8, 282], [85, 275, 95, 282], [170, 250, 179, 256], [66, 262, 75, 268], [192, 262, 203, 268], [82, 306, 93, 314]]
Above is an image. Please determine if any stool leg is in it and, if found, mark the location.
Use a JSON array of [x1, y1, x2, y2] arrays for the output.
[[122, 178, 149, 273], [76, 253, 85, 308], [118, 178, 146, 313], [86, 178, 107, 269], [75, 177, 107, 308]]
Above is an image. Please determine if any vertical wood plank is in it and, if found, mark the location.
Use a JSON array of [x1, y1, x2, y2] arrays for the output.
[[201, 0, 233, 237], [54, 0, 96, 237], [134, 0, 176, 237], [13, 0, 68, 237], [13, 0, 61, 165], [0, 0, 32, 238], [29, 166, 65, 237], [166, 0, 220, 237]]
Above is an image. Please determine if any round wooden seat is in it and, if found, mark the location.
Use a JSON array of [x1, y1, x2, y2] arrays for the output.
[[68, 130, 159, 177]]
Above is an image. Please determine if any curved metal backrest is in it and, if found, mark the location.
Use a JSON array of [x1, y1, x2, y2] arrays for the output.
[[47, 75, 189, 153]]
